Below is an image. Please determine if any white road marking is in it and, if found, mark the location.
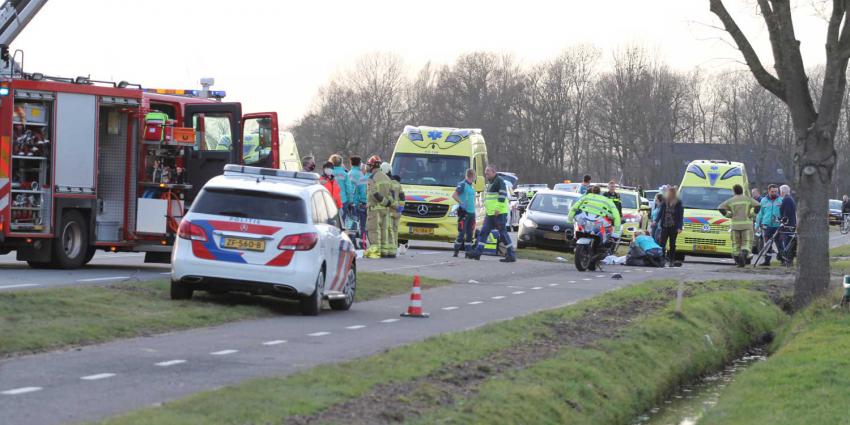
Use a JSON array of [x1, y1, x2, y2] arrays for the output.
[[308, 332, 331, 337], [491, 296, 506, 300], [210, 349, 238, 356], [645, 270, 654, 273], [548, 283, 559, 287], [345, 325, 366, 330], [512, 291, 525, 295], [582, 278, 592, 281], [160, 272, 171, 275], [1, 387, 42, 395], [507, 285, 521, 289], [568, 280, 577, 284], [380, 318, 400, 323], [373, 260, 453, 272], [595, 275, 605, 278], [0, 283, 40, 290], [77, 276, 129, 282], [468, 301, 483, 305], [155, 359, 186, 367], [262, 340, 287, 346], [81, 373, 115, 381], [531, 286, 543, 290], [442, 306, 459, 310]]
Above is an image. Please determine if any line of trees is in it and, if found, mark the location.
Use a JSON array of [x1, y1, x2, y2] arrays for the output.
[[291, 46, 850, 195]]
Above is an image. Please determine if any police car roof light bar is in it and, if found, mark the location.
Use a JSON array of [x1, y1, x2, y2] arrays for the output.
[[223, 164, 319, 182]]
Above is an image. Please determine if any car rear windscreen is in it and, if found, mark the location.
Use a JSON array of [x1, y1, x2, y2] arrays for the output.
[[192, 188, 307, 223]]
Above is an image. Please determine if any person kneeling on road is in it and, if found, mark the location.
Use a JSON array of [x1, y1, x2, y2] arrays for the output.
[[468, 165, 515, 263], [452, 168, 477, 257]]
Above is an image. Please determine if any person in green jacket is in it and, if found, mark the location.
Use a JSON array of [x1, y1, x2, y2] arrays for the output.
[[718, 184, 761, 267], [567, 185, 622, 243]]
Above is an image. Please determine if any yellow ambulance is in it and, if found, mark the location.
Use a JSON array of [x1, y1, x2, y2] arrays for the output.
[[390, 126, 487, 243], [676, 159, 749, 260]]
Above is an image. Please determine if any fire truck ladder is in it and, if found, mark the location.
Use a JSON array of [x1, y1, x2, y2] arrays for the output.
[[0, 0, 47, 47]]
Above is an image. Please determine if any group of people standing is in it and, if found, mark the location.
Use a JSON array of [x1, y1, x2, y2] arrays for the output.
[[301, 154, 405, 259], [451, 165, 517, 263]]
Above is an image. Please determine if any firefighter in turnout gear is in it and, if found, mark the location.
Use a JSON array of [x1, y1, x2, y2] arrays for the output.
[[366, 156, 393, 258], [469, 165, 515, 262], [718, 184, 761, 267], [383, 162, 404, 258]]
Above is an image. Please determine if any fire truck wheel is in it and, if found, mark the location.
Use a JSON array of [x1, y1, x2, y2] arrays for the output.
[[26, 261, 53, 269], [82, 246, 97, 266], [52, 210, 89, 269]]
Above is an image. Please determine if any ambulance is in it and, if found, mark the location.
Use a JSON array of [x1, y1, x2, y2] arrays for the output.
[[390, 126, 487, 243], [676, 159, 749, 260]]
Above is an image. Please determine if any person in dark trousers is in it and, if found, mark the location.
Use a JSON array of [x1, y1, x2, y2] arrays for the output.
[[656, 186, 684, 267], [756, 184, 783, 266], [778, 185, 797, 266], [843, 194, 850, 215], [452, 169, 477, 257]]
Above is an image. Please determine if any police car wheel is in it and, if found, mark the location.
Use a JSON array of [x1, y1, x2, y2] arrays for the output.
[[330, 268, 356, 311], [170, 280, 194, 300], [300, 270, 325, 316]]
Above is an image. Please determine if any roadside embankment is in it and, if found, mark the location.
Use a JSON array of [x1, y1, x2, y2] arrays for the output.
[[100, 279, 786, 425]]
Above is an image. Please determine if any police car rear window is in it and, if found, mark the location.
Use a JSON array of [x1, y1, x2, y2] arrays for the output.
[[192, 188, 307, 223]]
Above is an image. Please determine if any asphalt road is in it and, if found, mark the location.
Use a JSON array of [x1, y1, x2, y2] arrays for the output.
[[0, 254, 769, 425], [1, 230, 847, 291]]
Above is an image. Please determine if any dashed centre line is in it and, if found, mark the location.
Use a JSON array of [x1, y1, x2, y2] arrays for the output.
[[155, 359, 186, 367], [512, 291, 525, 295], [308, 332, 331, 337], [491, 295, 506, 300], [548, 283, 559, 287], [1, 387, 42, 395], [262, 340, 287, 346], [442, 306, 459, 310], [468, 301, 483, 305], [210, 349, 238, 356], [345, 325, 366, 330], [568, 280, 577, 283], [80, 373, 115, 381], [380, 318, 400, 323], [582, 278, 592, 281], [595, 275, 606, 278]]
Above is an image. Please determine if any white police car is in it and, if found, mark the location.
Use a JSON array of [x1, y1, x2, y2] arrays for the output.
[[171, 164, 356, 316]]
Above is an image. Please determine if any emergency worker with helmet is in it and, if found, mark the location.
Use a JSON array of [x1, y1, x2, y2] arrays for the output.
[[365, 155, 393, 258]]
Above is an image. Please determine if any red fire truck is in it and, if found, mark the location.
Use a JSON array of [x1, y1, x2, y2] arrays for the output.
[[0, 76, 286, 269]]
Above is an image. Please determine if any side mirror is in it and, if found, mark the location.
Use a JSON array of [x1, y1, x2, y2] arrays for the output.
[[474, 176, 485, 192]]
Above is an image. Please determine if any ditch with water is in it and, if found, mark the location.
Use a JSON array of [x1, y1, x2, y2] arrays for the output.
[[631, 346, 767, 425]]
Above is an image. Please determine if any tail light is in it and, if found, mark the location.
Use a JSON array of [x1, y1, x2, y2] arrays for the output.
[[278, 232, 318, 251], [177, 220, 207, 242]]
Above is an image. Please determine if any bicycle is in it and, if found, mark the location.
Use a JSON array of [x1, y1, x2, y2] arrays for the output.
[[841, 213, 850, 235], [752, 223, 797, 268]]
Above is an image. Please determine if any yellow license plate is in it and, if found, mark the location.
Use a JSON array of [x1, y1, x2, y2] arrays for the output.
[[222, 237, 266, 252], [411, 227, 434, 236], [694, 244, 716, 252]]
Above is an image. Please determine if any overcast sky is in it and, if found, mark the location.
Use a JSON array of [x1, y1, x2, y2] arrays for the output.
[[14, 0, 831, 126]]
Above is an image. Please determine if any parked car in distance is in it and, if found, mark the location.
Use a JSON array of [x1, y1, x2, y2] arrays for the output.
[[517, 190, 582, 251], [553, 182, 582, 193], [170, 165, 357, 316], [830, 199, 844, 225]]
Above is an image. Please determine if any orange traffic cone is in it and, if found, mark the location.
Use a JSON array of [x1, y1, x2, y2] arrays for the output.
[[401, 275, 429, 318]]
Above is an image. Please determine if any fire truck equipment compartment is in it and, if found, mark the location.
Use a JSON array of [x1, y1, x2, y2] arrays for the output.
[[21, 102, 47, 123], [169, 127, 195, 146], [55, 93, 96, 192]]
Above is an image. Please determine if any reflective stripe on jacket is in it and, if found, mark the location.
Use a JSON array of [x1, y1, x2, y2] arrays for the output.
[[484, 176, 508, 216], [718, 195, 760, 230]]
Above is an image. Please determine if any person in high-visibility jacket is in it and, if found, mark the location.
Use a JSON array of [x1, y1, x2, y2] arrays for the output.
[[469, 165, 515, 262], [365, 155, 393, 258], [386, 164, 405, 256], [567, 185, 622, 243], [718, 184, 761, 267]]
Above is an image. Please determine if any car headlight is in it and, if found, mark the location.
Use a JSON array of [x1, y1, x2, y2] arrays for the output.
[[523, 218, 537, 229], [448, 204, 459, 217]]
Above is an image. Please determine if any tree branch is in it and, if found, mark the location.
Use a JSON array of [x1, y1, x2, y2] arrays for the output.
[[709, 0, 787, 101]]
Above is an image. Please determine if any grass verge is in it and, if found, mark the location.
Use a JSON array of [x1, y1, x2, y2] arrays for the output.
[[516, 246, 573, 262], [832, 259, 850, 275], [0, 272, 450, 358], [100, 279, 786, 425], [699, 287, 850, 425], [830, 244, 850, 257]]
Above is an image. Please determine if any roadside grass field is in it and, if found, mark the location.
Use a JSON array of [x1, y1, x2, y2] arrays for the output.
[[832, 259, 850, 275], [0, 272, 449, 357], [830, 244, 850, 257], [700, 287, 850, 425], [516, 246, 574, 262], [100, 279, 786, 425]]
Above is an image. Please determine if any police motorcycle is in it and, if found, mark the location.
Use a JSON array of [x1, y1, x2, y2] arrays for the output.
[[573, 213, 619, 272]]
